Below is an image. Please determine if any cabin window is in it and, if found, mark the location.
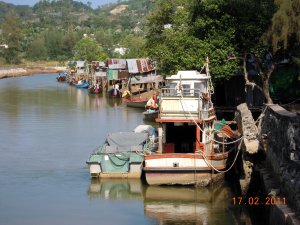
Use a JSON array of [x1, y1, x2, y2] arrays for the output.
[[194, 82, 206, 97], [182, 84, 191, 96], [168, 83, 177, 96]]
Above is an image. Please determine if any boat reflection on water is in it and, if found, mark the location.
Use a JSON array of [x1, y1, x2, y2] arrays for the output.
[[106, 97, 123, 108], [144, 185, 238, 225], [88, 178, 144, 200], [87, 179, 250, 225]]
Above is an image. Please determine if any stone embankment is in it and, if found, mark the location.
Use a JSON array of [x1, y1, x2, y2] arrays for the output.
[[235, 103, 300, 224], [259, 104, 300, 225], [0, 67, 66, 79]]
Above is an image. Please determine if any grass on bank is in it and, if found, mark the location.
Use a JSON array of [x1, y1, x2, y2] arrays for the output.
[[0, 57, 66, 69]]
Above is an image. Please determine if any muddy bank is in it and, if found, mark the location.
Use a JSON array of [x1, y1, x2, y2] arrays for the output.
[[0, 67, 66, 79]]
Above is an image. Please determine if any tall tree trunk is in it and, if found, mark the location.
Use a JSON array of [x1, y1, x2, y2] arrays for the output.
[[262, 76, 273, 104]]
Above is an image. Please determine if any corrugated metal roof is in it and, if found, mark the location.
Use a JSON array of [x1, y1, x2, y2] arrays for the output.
[[127, 59, 139, 73], [107, 58, 127, 69], [127, 59, 155, 74]]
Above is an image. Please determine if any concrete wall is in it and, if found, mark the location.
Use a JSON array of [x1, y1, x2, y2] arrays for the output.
[[260, 104, 300, 216]]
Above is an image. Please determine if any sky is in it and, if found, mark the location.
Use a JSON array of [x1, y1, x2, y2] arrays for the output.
[[1, 0, 118, 8]]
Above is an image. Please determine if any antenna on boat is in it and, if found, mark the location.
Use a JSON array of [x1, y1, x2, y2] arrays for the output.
[[179, 75, 182, 91], [205, 57, 210, 76], [205, 57, 214, 95]]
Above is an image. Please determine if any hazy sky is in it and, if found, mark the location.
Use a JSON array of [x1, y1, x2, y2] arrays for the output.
[[1, 0, 118, 8]]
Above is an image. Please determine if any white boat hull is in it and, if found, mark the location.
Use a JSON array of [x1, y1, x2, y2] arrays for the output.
[[144, 153, 230, 186]]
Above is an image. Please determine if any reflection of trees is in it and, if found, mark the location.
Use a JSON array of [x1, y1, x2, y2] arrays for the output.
[[0, 78, 105, 121]]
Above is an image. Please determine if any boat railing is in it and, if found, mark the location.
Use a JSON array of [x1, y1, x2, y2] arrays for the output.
[[161, 87, 202, 97], [159, 87, 214, 120]]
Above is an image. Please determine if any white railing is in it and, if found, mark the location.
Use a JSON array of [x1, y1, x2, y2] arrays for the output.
[[159, 88, 214, 120]]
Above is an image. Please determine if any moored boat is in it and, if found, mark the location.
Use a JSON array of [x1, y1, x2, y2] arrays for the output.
[[124, 98, 148, 108], [143, 60, 240, 186], [88, 83, 103, 94], [107, 88, 122, 98], [143, 109, 159, 122], [56, 72, 67, 82], [87, 125, 157, 178], [75, 80, 89, 88]]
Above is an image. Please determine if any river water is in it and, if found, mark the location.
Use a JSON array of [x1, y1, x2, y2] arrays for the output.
[[0, 74, 267, 225]]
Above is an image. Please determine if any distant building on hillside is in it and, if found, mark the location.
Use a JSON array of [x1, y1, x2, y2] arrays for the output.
[[114, 47, 127, 55]]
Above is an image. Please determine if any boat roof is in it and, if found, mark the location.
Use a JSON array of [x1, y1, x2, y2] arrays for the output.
[[106, 132, 148, 150], [166, 70, 209, 80]]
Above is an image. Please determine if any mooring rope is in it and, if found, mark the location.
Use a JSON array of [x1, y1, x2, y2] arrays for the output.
[[177, 92, 243, 173], [179, 92, 244, 145]]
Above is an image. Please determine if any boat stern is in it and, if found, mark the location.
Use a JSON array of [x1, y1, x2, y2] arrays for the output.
[[88, 162, 102, 177], [86, 154, 102, 178]]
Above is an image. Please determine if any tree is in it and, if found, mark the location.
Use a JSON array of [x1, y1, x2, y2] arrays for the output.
[[262, 0, 300, 52], [224, 0, 276, 104], [63, 26, 77, 58], [145, 0, 238, 79], [1, 10, 22, 64], [73, 36, 108, 62], [120, 34, 145, 58], [27, 35, 47, 60], [95, 29, 115, 54], [43, 29, 64, 60], [250, 0, 300, 104]]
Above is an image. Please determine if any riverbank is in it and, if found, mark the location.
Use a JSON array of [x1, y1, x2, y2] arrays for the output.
[[0, 66, 66, 79], [258, 104, 300, 224]]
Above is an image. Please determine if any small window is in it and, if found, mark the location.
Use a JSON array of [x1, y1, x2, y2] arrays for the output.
[[182, 84, 191, 96]]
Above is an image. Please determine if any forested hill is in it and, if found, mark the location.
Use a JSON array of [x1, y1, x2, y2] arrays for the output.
[[0, 0, 154, 62], [0, 0, 152, 30]]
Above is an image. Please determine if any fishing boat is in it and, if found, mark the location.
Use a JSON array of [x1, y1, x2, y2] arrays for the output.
[[88, 83, 103, 94], [107, 88, 122, 98], [143, 109, 159, 122], [87, 125, 157, 178], [56, 72, 67, 82], [124, 98, 148, 108], [122, 88, 148, 108], [143, 59, 240, 186], [75, 80, 89, 88]]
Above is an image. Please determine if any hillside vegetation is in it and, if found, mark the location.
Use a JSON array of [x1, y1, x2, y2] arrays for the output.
[[0, 0, 153, 64], [0, 0, 299, 104]]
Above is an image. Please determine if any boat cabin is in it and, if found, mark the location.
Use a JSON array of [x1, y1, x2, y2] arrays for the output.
[[159, 70, 214, 120], [156, 70, 215, 154]]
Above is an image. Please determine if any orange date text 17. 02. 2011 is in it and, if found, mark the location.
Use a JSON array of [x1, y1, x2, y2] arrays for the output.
[[232, 196, 287, 205]]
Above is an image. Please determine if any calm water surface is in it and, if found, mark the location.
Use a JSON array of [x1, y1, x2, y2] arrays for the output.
[[0, 74, 262, 225]]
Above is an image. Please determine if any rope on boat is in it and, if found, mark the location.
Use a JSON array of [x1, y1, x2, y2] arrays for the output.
[[178, 92, 243, 173], [107, 153, 129, 167], [195, 146, 242, 173], [179, 92, 244, 145]]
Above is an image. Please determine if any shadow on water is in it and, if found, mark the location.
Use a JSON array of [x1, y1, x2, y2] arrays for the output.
[[225, 151, 271, 225]]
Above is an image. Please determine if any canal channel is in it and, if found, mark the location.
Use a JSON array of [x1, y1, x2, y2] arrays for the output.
[[0, 73, 270, 225]]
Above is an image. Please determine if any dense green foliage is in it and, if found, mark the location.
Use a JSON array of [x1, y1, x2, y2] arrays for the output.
[[0, 0, 151, 64], [1, 10, 22, 64], [73, 36, 108, 61], [0, 0, 299, 89], [144, 0, 277, 80]]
